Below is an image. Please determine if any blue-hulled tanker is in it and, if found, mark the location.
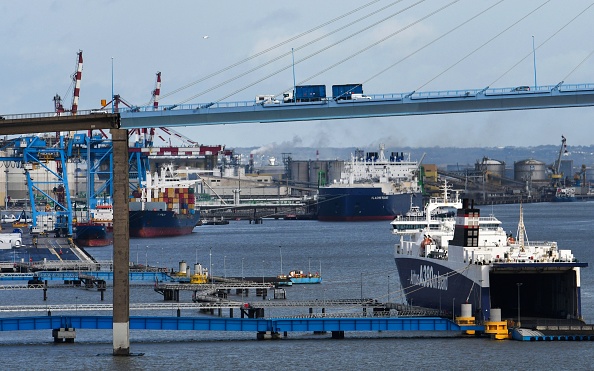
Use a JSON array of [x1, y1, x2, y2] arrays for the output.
[[317, 145, 423, 221]]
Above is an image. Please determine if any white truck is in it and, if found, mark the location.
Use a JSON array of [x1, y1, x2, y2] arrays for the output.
[[255, 95, 280, 105], [0, 233, 22, 247]]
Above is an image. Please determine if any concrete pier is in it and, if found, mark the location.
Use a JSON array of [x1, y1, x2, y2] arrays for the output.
[[257, 330, 280, 340], [111, 128, 130, 356], [52, 327, 76, 343]]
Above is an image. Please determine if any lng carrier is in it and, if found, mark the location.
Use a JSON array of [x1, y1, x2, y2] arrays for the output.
[[317, 145, 423, 221]]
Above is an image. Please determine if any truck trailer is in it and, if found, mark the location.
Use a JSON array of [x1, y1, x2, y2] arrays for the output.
[[332, 84, 364, 100], [283, 85, 326, 103]]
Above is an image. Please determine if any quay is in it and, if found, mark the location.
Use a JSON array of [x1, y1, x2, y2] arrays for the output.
[[0, 271, 172, 282]]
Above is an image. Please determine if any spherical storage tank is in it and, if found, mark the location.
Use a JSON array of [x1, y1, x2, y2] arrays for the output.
[[475, 157, 505, 179], [514, 159, 547, 182]]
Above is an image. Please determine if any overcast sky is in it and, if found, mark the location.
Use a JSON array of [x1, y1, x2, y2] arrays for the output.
[[1, 1, 593, 150]]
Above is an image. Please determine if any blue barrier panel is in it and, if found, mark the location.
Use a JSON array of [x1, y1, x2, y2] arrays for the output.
[[0, 315, 482, 333], [130, 317, 271, 332], [271, 317, 462, 332], [0, 271, 172, 282], [0, 316, 273, 332], [0, 316, 114, 331]]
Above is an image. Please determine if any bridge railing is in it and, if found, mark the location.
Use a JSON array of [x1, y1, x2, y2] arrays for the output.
[[0, 110, 115, 120]]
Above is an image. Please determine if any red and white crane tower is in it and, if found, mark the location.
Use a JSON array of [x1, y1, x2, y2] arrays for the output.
[[71, 50, 83, 115], [152, 71, 161, 110], [141, 71, 162, 146], [53, 50, 83, 116], [130, 72, 199, 148]]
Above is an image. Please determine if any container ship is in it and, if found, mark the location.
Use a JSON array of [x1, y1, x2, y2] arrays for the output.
[[73, 203, 114, 247], [391, 184, 586, 324], [129, 164, 200, 238], [73, 222, 110, 247], [317, 145, 423, 221]]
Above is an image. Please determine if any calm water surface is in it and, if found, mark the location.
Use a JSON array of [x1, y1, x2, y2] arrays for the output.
[[1, 202, 593, 370]]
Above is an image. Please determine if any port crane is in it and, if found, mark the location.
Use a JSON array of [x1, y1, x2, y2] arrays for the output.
[[0, 131, 114, 238], [0, 51, 113, 237], [127, 72, 201, 191], [551, 135, 568, 188], [52, 50, 83, 117], [2, 50, 86, 236], [0, 136, 72, 235]]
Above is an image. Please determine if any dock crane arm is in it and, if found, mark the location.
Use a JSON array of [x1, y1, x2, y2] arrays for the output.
[[551, 135, 568, 187]]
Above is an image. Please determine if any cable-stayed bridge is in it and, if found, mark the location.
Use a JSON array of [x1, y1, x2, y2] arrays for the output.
[[120, 83, 594, 128], [3, 82, 594, 132]]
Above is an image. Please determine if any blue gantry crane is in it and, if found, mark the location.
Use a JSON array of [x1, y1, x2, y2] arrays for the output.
[[67, 132, 114, 210], [0, 131, 117, 238], [0, 136, 73, 236]]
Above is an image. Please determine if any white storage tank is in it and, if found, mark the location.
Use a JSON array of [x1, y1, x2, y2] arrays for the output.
[[178, 260, 187, 274], [461, 303, 472, 318], [490, 308, 502, 322], [475, 157, 506, 179]]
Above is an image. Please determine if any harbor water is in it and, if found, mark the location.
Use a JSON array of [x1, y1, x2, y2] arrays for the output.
[[1, 202, 594, 369]]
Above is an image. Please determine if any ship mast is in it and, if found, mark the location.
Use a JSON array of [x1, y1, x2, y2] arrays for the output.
[[516, 204, 529, 251]]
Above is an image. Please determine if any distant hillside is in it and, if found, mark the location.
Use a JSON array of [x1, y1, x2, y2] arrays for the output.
[[233, 145, 594, 170]]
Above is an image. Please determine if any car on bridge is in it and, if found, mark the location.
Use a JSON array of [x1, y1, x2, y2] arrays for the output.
[[511, 86, 530, 92]]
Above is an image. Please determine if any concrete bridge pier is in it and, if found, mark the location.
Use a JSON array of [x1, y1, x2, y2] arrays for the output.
[[257, 331, 280, 340], [332, 331, 345, 339], [98, 280, 106, 301], [112, 128, 130, 356], [163, 289, 180, 301], [53, 327, 76, 343]]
